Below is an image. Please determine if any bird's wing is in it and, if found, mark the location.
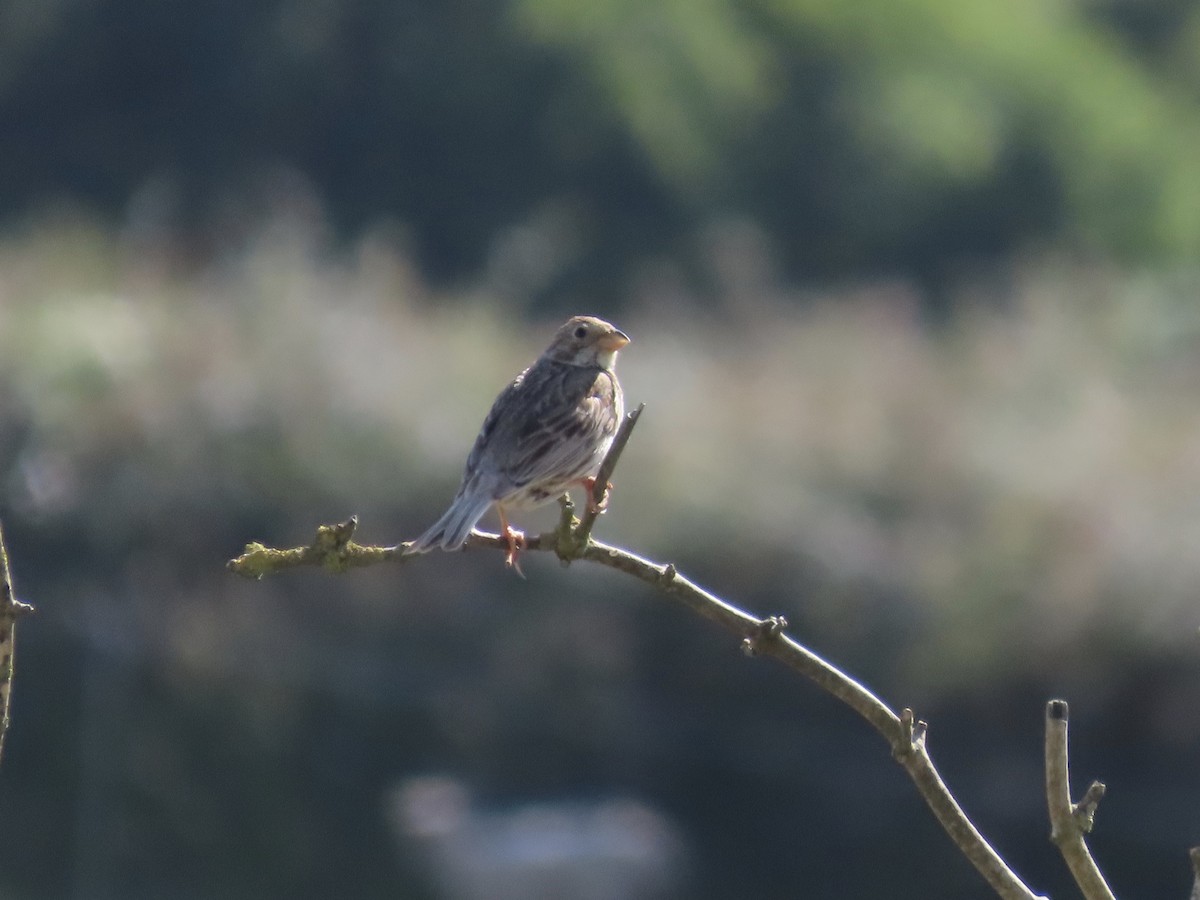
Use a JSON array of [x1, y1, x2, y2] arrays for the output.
[[500, 365, 621, 488]]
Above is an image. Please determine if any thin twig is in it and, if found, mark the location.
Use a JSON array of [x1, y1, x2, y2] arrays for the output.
[[576, 402, 644, 543], [228, 409, 1045, 900], [226, 516, 403, 578], [1045, 700, 1117, 900], [0, 520, 36, 767]]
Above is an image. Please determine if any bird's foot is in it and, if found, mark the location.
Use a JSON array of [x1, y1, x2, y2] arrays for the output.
[[502, 526, 527, 577], [581, 476, 614, 515]]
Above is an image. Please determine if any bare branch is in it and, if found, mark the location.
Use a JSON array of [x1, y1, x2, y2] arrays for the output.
[[228, 408, 1046, 899], [227, 517, 403, 578], [1045, 700, 1117, 900], [0, 520, 36, 767], [576, 402, 644, 544], [1189, 846, 1200, 900]]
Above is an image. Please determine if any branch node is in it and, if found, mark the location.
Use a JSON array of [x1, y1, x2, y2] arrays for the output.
[[553, 510, 586, 565], [741, 615, 788, 657], [556, 493, 579, 535], [659, 563, 677, 586], [313, 517, 360, 572], [894, 708, 928, 759], [316, 517, 358, 552], [1071, 780, 1106, 833], [913, 718, 928, 747]]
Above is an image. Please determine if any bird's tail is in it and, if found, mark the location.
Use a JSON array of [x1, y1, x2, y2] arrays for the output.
[[405, 492, 494, 554]]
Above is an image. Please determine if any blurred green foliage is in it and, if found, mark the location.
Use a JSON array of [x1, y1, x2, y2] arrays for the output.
[[3, 0, 1200, 294]]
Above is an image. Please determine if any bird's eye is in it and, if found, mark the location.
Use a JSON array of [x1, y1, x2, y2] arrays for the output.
[[573, 324, 589, 339]]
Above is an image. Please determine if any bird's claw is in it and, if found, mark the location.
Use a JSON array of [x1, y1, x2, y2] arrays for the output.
[[582, 476, 614, 515], [503, 526, 527, 577]]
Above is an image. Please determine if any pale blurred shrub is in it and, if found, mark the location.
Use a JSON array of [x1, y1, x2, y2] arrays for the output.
[[3, 210, 1199, 694]]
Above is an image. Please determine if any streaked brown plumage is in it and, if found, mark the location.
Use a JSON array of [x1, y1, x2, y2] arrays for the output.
[[406, 315, 628, 570]]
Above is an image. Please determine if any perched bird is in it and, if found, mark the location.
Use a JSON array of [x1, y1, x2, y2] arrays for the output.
[[407, 315, 629, 571]]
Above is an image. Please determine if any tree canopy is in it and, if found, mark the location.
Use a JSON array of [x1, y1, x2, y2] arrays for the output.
[[4, 0, 1199, 291]]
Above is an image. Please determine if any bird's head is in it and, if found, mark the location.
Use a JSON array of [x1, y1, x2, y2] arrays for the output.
[[545, 316, 630, 369]]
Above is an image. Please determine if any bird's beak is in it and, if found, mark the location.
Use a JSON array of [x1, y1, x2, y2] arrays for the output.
[[599, 329, 630, 352]]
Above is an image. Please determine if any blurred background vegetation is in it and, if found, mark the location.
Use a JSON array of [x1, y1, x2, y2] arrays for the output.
[[2, 0, 1200, 897]]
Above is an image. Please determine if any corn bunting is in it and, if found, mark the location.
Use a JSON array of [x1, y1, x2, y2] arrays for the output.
[[406, 315, 629, 571]]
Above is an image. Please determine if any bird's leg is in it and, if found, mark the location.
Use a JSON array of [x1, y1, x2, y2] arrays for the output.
[[496, 506, 527, 576], [580, 476, 614, 515]]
